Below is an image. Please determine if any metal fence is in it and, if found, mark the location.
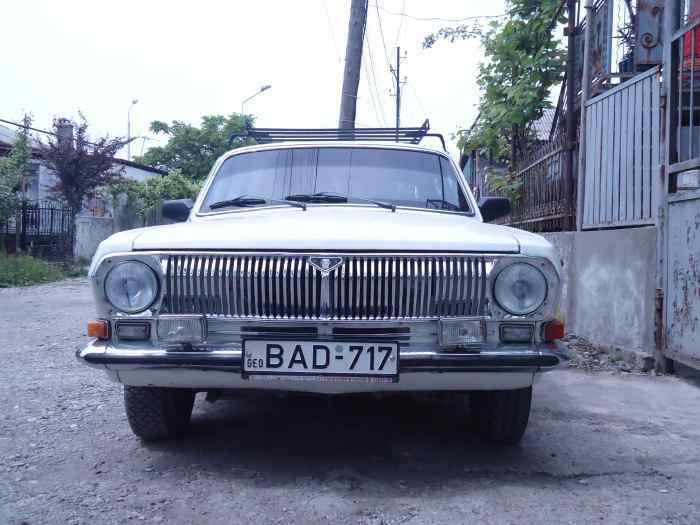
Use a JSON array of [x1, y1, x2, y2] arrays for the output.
[[668, 18, 700, 174], [496, 134, 576, 232], [581, 66, 660, 229], [0, 201, 74, 259]]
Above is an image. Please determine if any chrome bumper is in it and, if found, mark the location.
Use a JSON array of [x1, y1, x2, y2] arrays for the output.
[[78, 340, 568, 370], [77, 340, 569, 393]]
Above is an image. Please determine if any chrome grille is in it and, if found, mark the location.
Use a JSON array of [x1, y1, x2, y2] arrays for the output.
[[160, 254, 490, 319]]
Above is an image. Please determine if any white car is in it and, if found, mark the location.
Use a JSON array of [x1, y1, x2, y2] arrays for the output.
[[79, 129, 566, 445]]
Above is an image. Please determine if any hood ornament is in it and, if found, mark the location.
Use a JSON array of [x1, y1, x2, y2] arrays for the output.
[[308, 256, 344, 275], [308, 256, 344, 318]]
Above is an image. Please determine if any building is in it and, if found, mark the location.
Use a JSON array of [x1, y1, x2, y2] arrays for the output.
[[0, 121, 166, 213], [0, 119, 168, 258]]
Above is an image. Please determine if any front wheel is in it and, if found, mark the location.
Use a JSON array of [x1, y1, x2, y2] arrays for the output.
[[124, 386, 195, 441], [470, 387, 532, 445]]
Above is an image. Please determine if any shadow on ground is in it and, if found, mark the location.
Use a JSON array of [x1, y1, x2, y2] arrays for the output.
[[143, 394, 532, 487]]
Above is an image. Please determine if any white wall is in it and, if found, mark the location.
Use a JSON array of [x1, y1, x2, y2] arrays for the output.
[[35, 160, 162, 203]]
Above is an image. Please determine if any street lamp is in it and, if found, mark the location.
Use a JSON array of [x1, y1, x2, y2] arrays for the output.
[[127, 99, 138, 161], [241, 85, 272, 116]]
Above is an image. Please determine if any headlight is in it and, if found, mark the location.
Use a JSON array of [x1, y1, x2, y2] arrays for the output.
[[493, 262, 547, 315], [104, 261, 159, 313]]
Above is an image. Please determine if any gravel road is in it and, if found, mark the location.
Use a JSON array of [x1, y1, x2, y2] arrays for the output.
[[2, 279, 700, 525]]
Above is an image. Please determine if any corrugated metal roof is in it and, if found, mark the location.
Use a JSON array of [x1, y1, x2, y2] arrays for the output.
[[531, 108, 556, 141], [0, 124, 43, 149]]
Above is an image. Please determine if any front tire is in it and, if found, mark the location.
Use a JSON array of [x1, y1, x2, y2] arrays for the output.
[[470, 387, 532, 445], [124, 386, 195, 441]]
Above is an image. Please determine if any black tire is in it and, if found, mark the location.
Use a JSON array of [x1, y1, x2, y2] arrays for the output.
[[124, 386, 195, 441], [470, 387, 532, 445]]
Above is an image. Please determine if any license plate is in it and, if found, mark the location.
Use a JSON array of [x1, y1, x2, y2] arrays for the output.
[[242, 340, 399, 380]]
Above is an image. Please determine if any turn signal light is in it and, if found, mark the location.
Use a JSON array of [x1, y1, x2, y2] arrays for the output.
[[87, 320, 109, 340], [543, 320, 565, 341]]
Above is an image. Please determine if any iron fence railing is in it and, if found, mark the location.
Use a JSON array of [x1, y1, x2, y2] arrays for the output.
[[494, 134, 576, 232], [668, 18, 700, 179], [0, 201, 74, 259]]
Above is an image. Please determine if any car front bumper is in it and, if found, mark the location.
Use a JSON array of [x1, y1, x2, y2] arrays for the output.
[[77, 340, 569, 394]]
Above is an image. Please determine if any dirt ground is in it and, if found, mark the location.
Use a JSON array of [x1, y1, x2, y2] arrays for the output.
[[2, 279, 700, 525]]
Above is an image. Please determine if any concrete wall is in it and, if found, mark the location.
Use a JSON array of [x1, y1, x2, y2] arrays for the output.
[[74, 216, 114, 259], [544, 227, 657, 359]]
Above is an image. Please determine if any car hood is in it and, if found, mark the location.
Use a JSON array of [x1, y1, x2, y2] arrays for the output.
[[92, 206, 557, 270]]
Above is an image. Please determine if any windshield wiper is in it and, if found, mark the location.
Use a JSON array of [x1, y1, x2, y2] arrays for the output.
[[285, 192, 396, 212], [208, 195, 306, 211]]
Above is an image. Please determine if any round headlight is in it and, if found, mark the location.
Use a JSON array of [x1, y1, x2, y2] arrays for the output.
[[104, 261, 159, 313], [493, 262, 547, 315]]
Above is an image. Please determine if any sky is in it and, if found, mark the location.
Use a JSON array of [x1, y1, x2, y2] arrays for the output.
[[1, 0, 506, 161]]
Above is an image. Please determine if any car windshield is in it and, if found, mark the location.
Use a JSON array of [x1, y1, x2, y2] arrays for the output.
[[200, 147, 471, 213]]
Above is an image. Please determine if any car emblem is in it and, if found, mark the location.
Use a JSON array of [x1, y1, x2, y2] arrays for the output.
[[308, 256, 344, 275], [308, 256, 344, 318]]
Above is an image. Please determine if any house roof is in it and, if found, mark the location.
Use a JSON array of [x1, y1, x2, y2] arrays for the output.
[[0, 120, 167, 176], [0, 123, 44, 150], [531, 108, 556, 141], [112, 157, 168, 175]]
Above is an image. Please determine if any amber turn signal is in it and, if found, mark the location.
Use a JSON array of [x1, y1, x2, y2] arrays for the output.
[[543, 320, 565, 341], [87, 320, 109, 340]]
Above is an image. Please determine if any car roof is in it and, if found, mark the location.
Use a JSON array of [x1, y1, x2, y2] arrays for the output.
[[220, 140, 451, 160]]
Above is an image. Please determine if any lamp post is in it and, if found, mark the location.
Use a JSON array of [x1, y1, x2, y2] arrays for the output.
[[241, 85, 271, 116], [127, 99, 138, 161]]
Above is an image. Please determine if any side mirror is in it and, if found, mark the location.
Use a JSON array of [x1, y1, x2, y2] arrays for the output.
[[162, 199, 193, 222], [479, 196, 511, 223]]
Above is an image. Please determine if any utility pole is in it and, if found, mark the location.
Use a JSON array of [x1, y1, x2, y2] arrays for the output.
[[576, 0, 593, 232], [390, 46, 405, 139], [127, 99, 138, 161], [564, 0, 577, 231], [338, 0, 368, 129]]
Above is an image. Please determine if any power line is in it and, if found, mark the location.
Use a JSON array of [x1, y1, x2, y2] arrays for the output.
[[373, 0, 392, 70], [393, 0, 406, 48], [321, 0, 342, 63], [362, 60, 384, 126], [405, 82, 428, 118], [373, 4, 505, 23], [363, 16, 388, 126]]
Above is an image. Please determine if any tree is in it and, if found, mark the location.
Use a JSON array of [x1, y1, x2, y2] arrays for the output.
[[425, 0, 565, 170], [108, 170, 201, 217], [42, 117, 130, 215], [136, 114, 251, 183], [0, 115, 32, 225]]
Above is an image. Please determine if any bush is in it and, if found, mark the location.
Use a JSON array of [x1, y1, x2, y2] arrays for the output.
[[107, 170, 201, 217], [0, 253, 69, 287]]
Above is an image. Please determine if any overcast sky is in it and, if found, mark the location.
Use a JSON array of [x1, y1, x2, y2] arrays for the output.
[[2, 0, 505, 160]]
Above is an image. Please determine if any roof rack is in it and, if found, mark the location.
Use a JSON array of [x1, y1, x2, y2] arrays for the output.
[[229, 119, 447, 151]]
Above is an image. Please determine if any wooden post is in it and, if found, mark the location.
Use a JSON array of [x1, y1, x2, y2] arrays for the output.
[[338, 0, 368, 129]]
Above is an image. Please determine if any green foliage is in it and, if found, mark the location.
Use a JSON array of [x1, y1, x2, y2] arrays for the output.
[[0, 252, 67, 287], [0, 115, 32, 223], [486, 169, 524, 203], [139, 170, 202, 211], [423, 21, 483, 48], [427, 0, 565, 169], [136, 114, 251, 182], [107, 170, 201, 216]]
